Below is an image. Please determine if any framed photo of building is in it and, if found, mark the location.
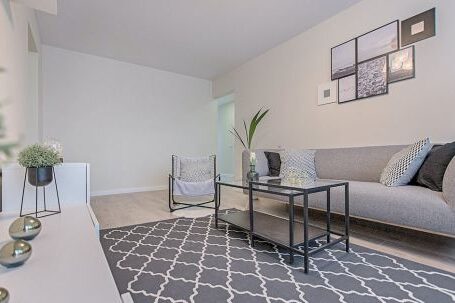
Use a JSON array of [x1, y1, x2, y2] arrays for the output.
[[388, 46, 415, 83], [357, 56, 388, 99], [401, 8, 435, 46], [338, 74, 356, 103], [357, 20, 399, 62], [331, 39, 356, 80]]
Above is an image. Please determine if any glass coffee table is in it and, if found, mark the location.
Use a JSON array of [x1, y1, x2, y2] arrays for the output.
[[214, 179, 349, 273]]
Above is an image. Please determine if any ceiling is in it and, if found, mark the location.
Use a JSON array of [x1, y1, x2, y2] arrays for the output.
[[37, 0, 362, 79]]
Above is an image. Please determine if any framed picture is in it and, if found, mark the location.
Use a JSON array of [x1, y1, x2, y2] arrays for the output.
[[317, 81, 337, 105], [331, 39, 356, 80], [388, 46, 415, 83], [357, 56, 388, 99], [401, 8, 436, 47], [338, 74, 356, 103], [357, 20, 399, 62]]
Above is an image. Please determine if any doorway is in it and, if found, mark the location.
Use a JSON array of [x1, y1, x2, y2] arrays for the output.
[[25, 24, 40, 145], [216, 94, 235, 181]]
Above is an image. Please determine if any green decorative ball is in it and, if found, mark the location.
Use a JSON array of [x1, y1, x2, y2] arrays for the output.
[[0, 288, 9, 303], [9, 216, 42, 241], [0, 240, 32, 268]]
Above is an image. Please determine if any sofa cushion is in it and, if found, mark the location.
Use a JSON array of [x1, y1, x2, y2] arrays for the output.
[[443, 157, 455, 210], [315, 145, 405, 182], [254, 151, 270, 177], [279, 150, 316, 181], [416, 142, 455, 191], [254, 180, 455, 235], [264, 151, 281, 177], [380, 138, 432, 186]]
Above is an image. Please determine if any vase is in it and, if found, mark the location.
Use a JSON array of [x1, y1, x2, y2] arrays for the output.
[[27, 167, 53, 187], [247, 164, 259, 182]]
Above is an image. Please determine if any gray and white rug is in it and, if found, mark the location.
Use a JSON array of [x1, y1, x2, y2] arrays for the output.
[[100, 210, 455, 303]]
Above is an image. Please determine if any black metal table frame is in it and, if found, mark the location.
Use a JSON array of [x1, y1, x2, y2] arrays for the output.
[[214, 180, 349, 273]]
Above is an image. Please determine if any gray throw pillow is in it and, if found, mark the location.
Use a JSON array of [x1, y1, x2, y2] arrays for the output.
[[279, 150, 317, 181], [416, 141, 455, 191], [264, 151, 281, 177], [380, 138, 432, 186]]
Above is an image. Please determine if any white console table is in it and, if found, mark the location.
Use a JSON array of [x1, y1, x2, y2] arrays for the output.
[[0, 163, 123, 302], [2, 163, 90, 214], [0, 205, 122, 303]]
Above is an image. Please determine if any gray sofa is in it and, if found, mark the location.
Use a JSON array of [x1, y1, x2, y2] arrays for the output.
[[242, 145, 455, 236]]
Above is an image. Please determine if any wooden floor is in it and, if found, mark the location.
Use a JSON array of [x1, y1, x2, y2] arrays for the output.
[[91, 187, 455, 273]]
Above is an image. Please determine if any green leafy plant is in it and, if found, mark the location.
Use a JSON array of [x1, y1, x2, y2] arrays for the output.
[[230, 108, 269, 150], [18, 144, 60, 168]]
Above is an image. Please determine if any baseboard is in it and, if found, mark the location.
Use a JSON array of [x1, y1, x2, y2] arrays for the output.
[[121, 292, 134, 303], [86, 203, 100, 238], [91, 185, 167, 197]]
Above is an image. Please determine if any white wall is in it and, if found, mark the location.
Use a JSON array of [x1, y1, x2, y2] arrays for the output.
[[0, 1, 41, 157], [213, 0, 455, 177], [42, 46, 216, 195]]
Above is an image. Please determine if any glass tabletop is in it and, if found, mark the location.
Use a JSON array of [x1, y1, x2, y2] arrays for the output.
[[217, 178, 348, 195]]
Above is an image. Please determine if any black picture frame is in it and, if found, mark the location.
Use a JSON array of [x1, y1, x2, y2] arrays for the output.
[[401, 8, 436, 47], [388, 46, 415, 84], [331, 38, 357, 81], [338, 74, 357, 104], [357, 20, 399, 63], [357, 55, 388, 100]]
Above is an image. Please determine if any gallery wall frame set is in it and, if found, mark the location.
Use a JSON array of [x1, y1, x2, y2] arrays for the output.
[[326, 7, 434, 105], [332, 20, 399, 103]]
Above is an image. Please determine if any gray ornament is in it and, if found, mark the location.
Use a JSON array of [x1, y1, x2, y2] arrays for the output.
[[0, 288, 9, 303], [0, 240, 32, 268], [9, 216, 42, 241]]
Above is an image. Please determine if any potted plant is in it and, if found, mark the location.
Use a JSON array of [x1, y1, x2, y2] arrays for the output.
[[230, 108, 269, 181], [18, 144, 60, 187]]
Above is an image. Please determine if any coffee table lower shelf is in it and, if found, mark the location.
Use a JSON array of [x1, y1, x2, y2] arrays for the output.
[[217, 210, 347, 262]]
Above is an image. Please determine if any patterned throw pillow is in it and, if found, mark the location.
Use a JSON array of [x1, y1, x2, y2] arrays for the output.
[[279, 150, 317, 181], [179, 157, 214, 182], [380, 138, 432, 187]]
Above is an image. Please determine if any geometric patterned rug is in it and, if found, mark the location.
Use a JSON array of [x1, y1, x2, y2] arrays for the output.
[[100, 210, 455, 303]]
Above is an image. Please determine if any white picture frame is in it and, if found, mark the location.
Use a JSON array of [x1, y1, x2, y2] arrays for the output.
[[317, 81, 338, 106]]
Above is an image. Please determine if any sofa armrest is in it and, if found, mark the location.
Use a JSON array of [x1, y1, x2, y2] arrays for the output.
[[443, 157, 455, 210]]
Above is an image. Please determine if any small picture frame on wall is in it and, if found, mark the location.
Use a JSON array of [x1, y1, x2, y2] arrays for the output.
[[357, 20, 399, 63], [331, 39, 356, 80], [357, 56, 388, 99], [401, 8, 436, 46], [388, 46, 415, 83], [338, 74, 356, 103], [317, 81, 337, 106]]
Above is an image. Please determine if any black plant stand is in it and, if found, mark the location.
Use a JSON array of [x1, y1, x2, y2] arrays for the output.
[[20, 167, 62, 218]]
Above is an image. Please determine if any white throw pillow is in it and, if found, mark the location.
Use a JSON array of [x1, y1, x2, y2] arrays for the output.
[[279, 150, 317, 181], [380, 138, 432, 187]]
